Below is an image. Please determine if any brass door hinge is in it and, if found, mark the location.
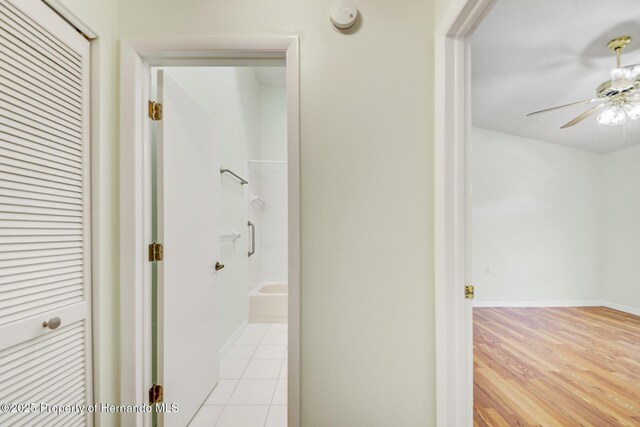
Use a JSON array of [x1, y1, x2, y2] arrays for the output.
[[148, 101, 162, 120], [465, 285, 475, 300], [149, 242, 163, 262], [149, 384, 163, 404]]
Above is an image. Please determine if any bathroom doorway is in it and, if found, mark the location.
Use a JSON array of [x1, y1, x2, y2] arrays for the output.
[[119, 36, 300, 427], [149, 66, 289, 426]]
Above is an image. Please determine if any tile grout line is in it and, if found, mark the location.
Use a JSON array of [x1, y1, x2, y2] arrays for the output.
[[263, 355, 286, 427], [214, 325, 270, 426], [257, 324, 280, 427], [193, 324, 288, 426]]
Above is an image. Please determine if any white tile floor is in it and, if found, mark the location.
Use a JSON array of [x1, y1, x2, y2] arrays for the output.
[[189, 324, 288, 427]]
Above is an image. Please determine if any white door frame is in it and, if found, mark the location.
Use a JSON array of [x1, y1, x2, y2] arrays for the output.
[[119, 36, 300, 427], [434, 1, 494, 426]]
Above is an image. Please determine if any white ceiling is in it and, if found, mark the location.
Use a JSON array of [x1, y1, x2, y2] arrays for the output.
[[471, 0, 640, 154]]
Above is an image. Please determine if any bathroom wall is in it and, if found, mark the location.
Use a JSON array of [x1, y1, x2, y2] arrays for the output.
[[248, 162, 288, 291], [161, 67, 260, 350], [602, 144, 640, 312], [248, 80, 288, 291], [258, 83, 287, 160], [119, 1, 436, 424], [471, 127, 603, 303]]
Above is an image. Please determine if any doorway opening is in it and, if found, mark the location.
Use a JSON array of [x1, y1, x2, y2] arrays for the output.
[[119, 37, 300, 427], [469, 1, 640, 424], [437, 0, 640, 425], [150, 66, 289, 426]]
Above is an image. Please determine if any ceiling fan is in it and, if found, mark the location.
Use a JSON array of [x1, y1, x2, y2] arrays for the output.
[[527, 36, 640, 128]]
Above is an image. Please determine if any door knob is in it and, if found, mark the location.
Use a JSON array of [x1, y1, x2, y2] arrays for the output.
[[215, 262, 225, 271], [43, 317, 62, 330]]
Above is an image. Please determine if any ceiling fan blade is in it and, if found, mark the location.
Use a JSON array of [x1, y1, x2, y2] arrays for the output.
[[527, 98, 603, 116], [560, 103, 606, 129]]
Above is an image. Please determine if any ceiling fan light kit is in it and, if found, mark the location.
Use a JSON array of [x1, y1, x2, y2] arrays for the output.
[[624, 102, 640, 120], [528, 36, 640, 128], [596, 105, 626, 126]]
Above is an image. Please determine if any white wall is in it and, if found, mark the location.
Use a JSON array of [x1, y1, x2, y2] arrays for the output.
[[471, 127, 603, 303], [57, 0, 437, 424], [119, 1, 436, 425], [258, 84, 287, 161], [163, 67, 261, 350], [248, 162, 288, 290], [472, 127, 640, 310], [248, 82, 288, 291], [603, 144, 640, 311]]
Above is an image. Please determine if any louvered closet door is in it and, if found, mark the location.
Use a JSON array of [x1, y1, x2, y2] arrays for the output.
[[0, 0, 92, 425]]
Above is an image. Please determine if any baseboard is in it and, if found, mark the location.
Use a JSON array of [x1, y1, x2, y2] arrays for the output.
[[602, 301, 640, 317], [473, 300, 602, 308], [219, 319, 248, 360]]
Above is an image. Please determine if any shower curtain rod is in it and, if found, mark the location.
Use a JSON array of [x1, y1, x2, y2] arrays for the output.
[[220, 167, 248, 185]]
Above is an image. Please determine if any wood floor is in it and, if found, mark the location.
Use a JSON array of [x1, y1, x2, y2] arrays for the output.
[[474, 307, 640, 427]]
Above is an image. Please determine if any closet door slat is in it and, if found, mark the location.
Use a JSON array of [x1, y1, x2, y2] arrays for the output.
[[0, 1, 81, 67], [0, 145, 82, 176], [0, 198, 81, 221], [0, 96, 82, 137], [0, 241, 84, 254], [0, 32, 82, 96], [0, 279, 82, 299], [0, 182, 82, 205], [0, 107, 82, 147], [0, 323, 86, 427], [0, 138, 82, 169], [0, 252, 82, 268], [0, 5, 81, 73], [0, 212, 82, 226], [0, 248, 82, 265], [0, 85, 81, 131], [0, 67, 82, 121], [0, 125, 82, 158], [0, 161, 82, 188], [0, 170, 82, 195], [0, 119, 82, 154], [0, 56, 81, 110], [0, 272, 83, 293]]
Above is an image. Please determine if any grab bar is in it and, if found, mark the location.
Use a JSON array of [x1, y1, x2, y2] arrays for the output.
[[220, 168, 248, 185], [247, 221, 256, 257]]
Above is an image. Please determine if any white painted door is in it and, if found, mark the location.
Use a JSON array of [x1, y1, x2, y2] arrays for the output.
[[156, 70, 220, 426], [0, 0, 92, 425]]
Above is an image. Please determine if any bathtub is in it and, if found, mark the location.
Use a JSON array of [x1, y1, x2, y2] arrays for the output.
[[250, 283, 288, 324]]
